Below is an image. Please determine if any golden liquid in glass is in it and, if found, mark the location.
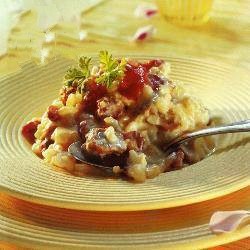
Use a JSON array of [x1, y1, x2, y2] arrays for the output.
[[156, 0, 214, 26]]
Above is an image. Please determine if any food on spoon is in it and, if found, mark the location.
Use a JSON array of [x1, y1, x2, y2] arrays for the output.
[[22, 51, 214, 182]]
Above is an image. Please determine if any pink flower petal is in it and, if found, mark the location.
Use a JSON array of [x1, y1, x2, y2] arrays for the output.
[[134, 5, 158, 18], [209, 210, 250, 234], [132, 25, 156, 42]]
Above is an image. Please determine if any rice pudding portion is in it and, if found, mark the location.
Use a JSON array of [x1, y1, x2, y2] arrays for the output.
[[22, 52, 212, 182]]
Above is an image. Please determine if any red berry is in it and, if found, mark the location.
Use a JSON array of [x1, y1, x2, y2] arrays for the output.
[[118, 60, 165, 101], [47, 105, 60, 122], [22, 120, 40, 144]]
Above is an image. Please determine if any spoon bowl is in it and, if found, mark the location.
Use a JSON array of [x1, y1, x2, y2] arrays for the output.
[[68, 141, 113, 171], [69, 120, 250, 170]]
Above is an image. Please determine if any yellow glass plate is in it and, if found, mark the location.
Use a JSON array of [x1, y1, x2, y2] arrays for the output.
[[0, 187, 250, 249], [0, 56, 249, 211]]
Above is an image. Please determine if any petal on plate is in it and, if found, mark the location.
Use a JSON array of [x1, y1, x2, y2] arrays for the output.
[[131, 25, 156, 42], [209, 210, 250, 233]]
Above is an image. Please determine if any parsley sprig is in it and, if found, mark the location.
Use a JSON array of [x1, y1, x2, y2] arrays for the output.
[[96, 51, 126, 88], [64, 56, 91, 90], [63, 51, 126, 91]]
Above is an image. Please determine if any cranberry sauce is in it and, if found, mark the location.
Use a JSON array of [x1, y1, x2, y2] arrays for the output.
[[118, 64, 147, 100], [118, 60, 164, 101], [82, 82, 107, 114]]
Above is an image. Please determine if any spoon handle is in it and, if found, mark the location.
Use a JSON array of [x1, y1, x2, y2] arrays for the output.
[[166, 119, 250, 149]]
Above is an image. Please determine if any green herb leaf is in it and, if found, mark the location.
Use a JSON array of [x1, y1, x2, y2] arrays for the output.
[[63, 52, 126, 91], [96, 51, 126, 88], [78, 56, 91, 78], [63, 56, 91, 90], [64, 68, 83, 86]]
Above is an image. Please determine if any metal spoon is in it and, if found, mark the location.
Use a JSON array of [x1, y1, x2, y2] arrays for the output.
[[165, 119, 250, 151], [68, 120, 250, 170], [68, 141, 113, 171]]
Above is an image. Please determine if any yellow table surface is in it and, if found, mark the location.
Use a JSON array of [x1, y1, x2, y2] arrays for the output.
[[0, 0, 249, 249], [0, 0, 250, 75]]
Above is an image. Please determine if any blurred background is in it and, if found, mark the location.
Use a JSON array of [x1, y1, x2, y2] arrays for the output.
[[0, 0, 250, 77]]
